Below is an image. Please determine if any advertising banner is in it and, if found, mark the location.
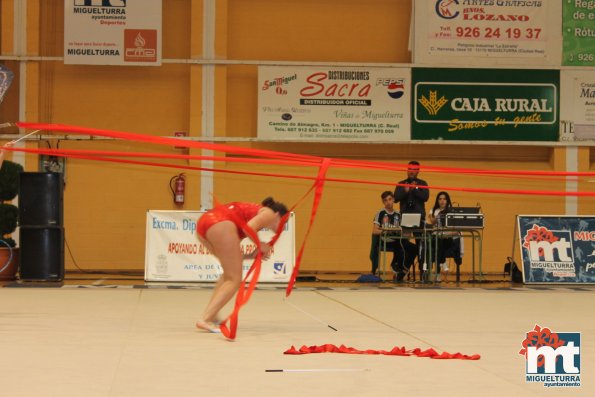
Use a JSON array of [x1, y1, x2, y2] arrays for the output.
[[145, 211, 295, 283], [412, 68, 559, 141], [562, 0, 595, 67], [258, 66, 411, 142], [413, 0, 561, 66], [560, 70, 595, 142], [0, 64, 14, 104], [64, 0, 162, 66], [517, 216, 595, 284]]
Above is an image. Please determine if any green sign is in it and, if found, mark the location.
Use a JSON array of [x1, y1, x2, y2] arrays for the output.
[[563, 0, 595, 66], [412, 68, 559, 141]]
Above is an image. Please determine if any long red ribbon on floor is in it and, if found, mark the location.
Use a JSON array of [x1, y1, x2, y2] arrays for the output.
[[284, 344, 480, 360]]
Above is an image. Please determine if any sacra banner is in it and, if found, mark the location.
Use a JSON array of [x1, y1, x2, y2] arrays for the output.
[[517, 215, 595, 284], [258, 66, 411, 142]]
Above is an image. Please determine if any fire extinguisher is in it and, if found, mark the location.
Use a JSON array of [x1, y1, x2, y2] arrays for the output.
[[170, 173, 185, 205]]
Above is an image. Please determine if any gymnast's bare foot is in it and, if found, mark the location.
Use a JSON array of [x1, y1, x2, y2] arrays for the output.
[[195, 319, 221, 333]]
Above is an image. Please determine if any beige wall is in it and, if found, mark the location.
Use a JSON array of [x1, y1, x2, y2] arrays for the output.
[[0, 0, 593, 274]]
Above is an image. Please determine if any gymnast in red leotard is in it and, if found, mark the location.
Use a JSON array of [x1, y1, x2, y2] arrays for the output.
[[197, 202, 261, 240], [195, 197, 288, 333]]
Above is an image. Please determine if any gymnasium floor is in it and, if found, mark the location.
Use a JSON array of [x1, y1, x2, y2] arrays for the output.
[[0, 273, 592, 397]]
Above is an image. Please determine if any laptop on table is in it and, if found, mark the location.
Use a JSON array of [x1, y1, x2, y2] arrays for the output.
[[400, 213, 421, 228]]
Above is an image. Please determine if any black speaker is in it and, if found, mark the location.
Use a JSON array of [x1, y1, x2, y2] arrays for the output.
[[18, 172, 64, 226], [19, 226, 64, 281]]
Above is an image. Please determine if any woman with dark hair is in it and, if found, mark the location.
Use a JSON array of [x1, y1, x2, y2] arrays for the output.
[[428, 191, 452, 227], [427, 191, 463, 281], [195, 197, 288, 332]]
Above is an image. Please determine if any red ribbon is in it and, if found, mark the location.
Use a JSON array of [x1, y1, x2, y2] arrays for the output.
[[217, 157, 331, 338], [9, 122, 595, 197], [286, 158, 331, 297], [8, 145, 592, 197], [284, 344, 480, 360], [214, 203, 297, 340], [16, 121, 595, 177]]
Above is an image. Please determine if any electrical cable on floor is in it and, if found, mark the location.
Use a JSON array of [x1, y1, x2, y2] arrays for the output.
[[64, 237, 143, 278]]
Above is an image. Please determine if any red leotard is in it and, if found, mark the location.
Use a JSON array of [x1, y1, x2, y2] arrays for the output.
[[197, 202, 262, 239]]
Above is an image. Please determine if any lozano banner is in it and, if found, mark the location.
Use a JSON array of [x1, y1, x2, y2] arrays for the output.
[[517, 215, 595, 284], [258, 66, 411, 142], [145, 210, 295, 283], [64, 0, 162, 66], [413, 0, 561, 66], [412, 67, 559, 141]]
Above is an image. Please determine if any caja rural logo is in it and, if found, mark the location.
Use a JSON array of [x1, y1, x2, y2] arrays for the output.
[[519, 325, 581, 387], [419, 90, 448, 116]]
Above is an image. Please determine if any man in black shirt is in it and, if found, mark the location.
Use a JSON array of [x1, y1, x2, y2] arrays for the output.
[[394, 160, 430, 219], [394, 161, 430, 280]]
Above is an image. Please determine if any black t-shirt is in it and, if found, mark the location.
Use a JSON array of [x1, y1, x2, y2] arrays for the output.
[[373, 209, 400, 228]]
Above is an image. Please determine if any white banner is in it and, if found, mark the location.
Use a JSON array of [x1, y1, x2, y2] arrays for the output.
[[258, 66, 411, 142], [560, 70, 595, 142], [64, 0, 162, 66], [414, 0, 561, 66], [144, 210, 295, 282]]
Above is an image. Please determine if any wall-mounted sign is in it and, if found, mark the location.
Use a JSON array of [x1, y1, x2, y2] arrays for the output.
[[64, 0, 162, 66], [562, 1, 595, 66], [414, 0, 561, 66], [258, 66, 411, 142], [518, 216, 595, 284], [145, 210, 295, 283], [412, 68, 559, 141]]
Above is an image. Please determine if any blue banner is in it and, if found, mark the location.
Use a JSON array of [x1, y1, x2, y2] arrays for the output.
[[518, 216, 595, 284]]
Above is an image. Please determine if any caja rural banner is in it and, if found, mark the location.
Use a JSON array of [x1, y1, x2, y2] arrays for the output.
[[258, 66, 411, 142], [64, 0, 162, 66], [517, 216, 595, 284], [560, 70, 595, 142], [145, 210, 295, 282], [412, 68, 559, 141], [413, 0, 561, 66]]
